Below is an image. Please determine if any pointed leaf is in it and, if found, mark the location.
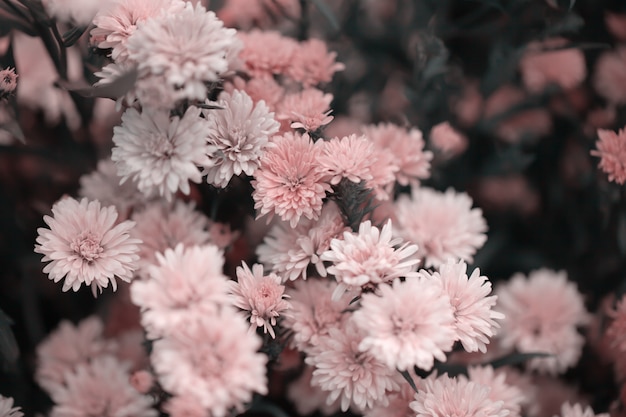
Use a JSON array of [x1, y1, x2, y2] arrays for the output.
[[486, 351, 552, 369], [59, 67, 138, 99]]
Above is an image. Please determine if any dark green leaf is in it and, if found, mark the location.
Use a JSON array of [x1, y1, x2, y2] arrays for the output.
[[62, 25, 88, 47], [59, 67, 138, 99], [399, 369, 419, 393], [0, 309, 19, 370], [310, 0, 339, 32], [487, 352, 552, 369]]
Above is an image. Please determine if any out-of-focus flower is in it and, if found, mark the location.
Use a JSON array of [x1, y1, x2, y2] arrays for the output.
[[287, 366, 342, 416], [43, 0, 105, 25], [363, 382, 416, 417], [35, 197, 140, 296], [321, 220, 419, 299], [353, 277, 456, 371], [91, 0, 186, 63], [475, 175, 540, 216], [319, 134, 376, 185], [130, 200, 212, 269], [278, 88, 335, 132], [35, 317, 116, 394], [305, 319, 401, 412], [558, 403, 608, 417], [0, 396, 23, 417], [0, 67, 17, 95], [228, 262, 291, 338], [603, 295, 626, 381], [420, 260, 503, 353], [429, 121, 468, 158], [519, 38, 586, 93], [162, 394, 206, 417], [130, 370, 154, 394], [496, 269, 589, 374], [394, 187, 487, 268], [286, 38, 345, 87], [79, 159, 147, 220], [130, 244, 231, 339], [410, 373, 508, 417], [49, 355, 157, 417], [252, 132, 330, 228], [237, 30, 297, 77], [203, 90, 279, 188], [467, 365, 526, 417], [591, 128, 626, 185], [218, 0, 301, 29], [594, 46, 626, 105], [111, 106, 210, 200], [605, 13, 626, 42], [151, 310, 268, 417], [232, 76, 285, 111]]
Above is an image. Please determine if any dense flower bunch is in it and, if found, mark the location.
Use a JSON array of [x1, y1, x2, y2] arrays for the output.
[[3, 0, 626, 416]]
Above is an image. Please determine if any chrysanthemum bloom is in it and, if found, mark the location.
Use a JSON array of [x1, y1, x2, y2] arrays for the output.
[[35, 316, 117, 393], [362, 123, 433, 186], [278, 88, 335, 132], [591, 128, 626, 184], [252, 132, 331, 228], [468, 365, 525, 417], [363, 383, 417, 417], [559, 402, 609, 417], [112, 106, 210, 200], [595, 46, 626, 105], [151, 310, 268, 417], [429, 121, 468, 158], [287, 366, 342, 416], [130, 244, 231, 339], [366, 149, 398, 200], [91, 0, 186, 63], [282, 278, 353, 352], [218, 0, 301, 29], [130, 370, 154, 394], [519, 38, 586, 93], [126, 2, 240, 102], [162, 394, 206, 417], [410, 373, 508, 417], [237, 76, 285, 111], [496, 269, 589, 374], [352, 277, 457, 371], [321, 220, 419, 299], [130, 200, 212, 269], [286, 38, 345, 87], [203, 90, 280, 188], [43, 0, 104, 25], [394, 187, 487, 268], [49, 355, 157, 417], [229, 262, 291, 338], [602, 295, 626, 381], [237, 30, 297, 77], [420, 260, 503, 353], [318, 134, 376, 185], [35, 197, 141, 296], [306, 319, 401, 412], [0, 396, 23, 417], [79, 159, 147, 220], [0, 67, 17, 95], [257, 202, 348, 280]]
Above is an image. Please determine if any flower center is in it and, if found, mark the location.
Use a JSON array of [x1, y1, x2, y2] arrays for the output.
[[149, 134, 175, 159], [70, 231, 103, 262]]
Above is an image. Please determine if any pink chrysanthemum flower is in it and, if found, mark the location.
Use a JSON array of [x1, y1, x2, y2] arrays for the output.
[[591, 128, 626, 184], [237, 30, 297, 77], [130, 243, 231, 339], [218, 0, 301, 29], [112, 106, 210, 201], [126, 2, 240, 101], [151, 310, 268, 417], [0, 67, 17, 95], [287, 366, 342, 416], [559, 402, 609, 417], [352, 277, 457, 371], [605, 296, 626, 378], [257, 202, 348, 280], [35, 316, 117, 394], [366, 149, 398, 200], [410, 373, 508, 417], [0, 396, 23, 417], [318, 134, 376, 185], [286, 38, 345, 87], [282, 278, 353, 352], [363, 383, 417, 417], [130, 200, 212, 269], [252, 132, 331, 228], [229, 262, 291, 338], [420, 259, 504, 353], [519, 38, 586, 93], [278, 88, 334, 132], [79, 159, 147, 220], [468, 365, 526, 417], [362, 123, 433, 186], [305, 319, 401, 412], [429, 121, 468, 158], [203, 90, 280, 188], [91, 0, 185, 63], [49, 355, 157, 417], [496, 269, 590, 375], [162, 394, 206, 417], [593, 46, 626, 105], [394, 187, 487, 268], [35, 197, 141, 296], [236, 76, 285, 111], [321, 220, 419, 299]]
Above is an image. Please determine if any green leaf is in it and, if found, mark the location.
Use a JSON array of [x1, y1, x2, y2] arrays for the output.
[[310, 0, 339, 32], [487, 351, 552, 369], [399, 369, 419, 393], [59, 67, 138, 99], [0, 309, 19, 370], [62, 25, 88, 47]]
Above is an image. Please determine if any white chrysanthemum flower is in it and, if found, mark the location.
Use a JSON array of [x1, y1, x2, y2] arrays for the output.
[[0, 396, 23, 417], [111, 106, 210, 201], [203, 90, 279, 188], [126, 2, 241, 102]]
